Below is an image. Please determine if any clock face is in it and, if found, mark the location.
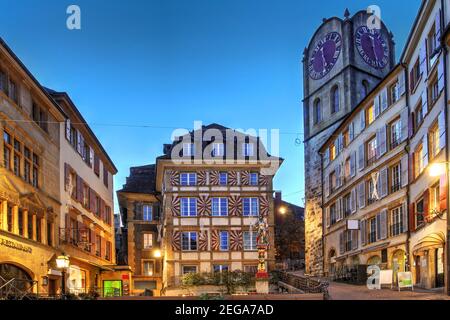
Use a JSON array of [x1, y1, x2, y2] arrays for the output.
[[355, 26, 389, 69], [308, 32, 342, 80]]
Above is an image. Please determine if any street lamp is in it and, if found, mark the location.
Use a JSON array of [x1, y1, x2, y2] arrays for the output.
[[56, 254, 70, 297], [153, 249, 162, 258], [428, 162, 447, 177], [278, 206, 287, 215]]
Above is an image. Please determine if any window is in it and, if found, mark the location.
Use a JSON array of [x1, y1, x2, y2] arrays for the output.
[[243, 198, 259, 216], [415, 143, 424, 177], [390, 206, 403, 237], [243, 231, 257, 250], [249, 172, 258, 186], [24, 147, 31, 183], [330, 144, 336, 161], [36, 217, 42, 243], [361, 80, 370, 99], [428, 24, 438, 65], [6, 205, 12, 232], [329, 171, 337, 192], [429, 75, 439, 105], [331, 86, 339, 114], [182, 265, 198, 274], [212, 143, 224, 157], [410, 59, 421, 92], [105, 241, 111, 261], [343, 193, 351, 217], [180, 172, 197, 186], [32, 102, 48, 132], [212, 198, 228, 216], [415, 100, 424, 128], [32, 153, 39, 188], [390, 118, 402, 149], [181, 198, 197, 216], [429, 122, 440, 160], [330, 203, 337, 225], [416, 198, 425, 227], [143, 233, 153, 249], [344, 157, 351, 180], [344, 230, 353, 252], [3, 131, 11, 170], [430, 183, 440, 214], [219, 172, 228, 185], [367, 179, 376, 204], [143, 261, 154, 276], [313, 99, 322, 124], [183, 143, 195, 156], [143, 205, 153, 221], [181, 232, 197, 251], [103, 167, 109, 187], [366, 137, 377, 166], [213, 265, 229, 273], [243, 143, 254, 157], [368, 217, 377, 243], [8, 78, 18, 104], [391, 163, 401, 193], [367, 105, 375, 125], [220, 231, 229, 251], [390, 81, 400, 104], [244, 265, 258, 273], [13, 139, 21, 177]]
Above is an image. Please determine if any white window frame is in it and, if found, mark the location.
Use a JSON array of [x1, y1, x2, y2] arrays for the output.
[[143, 233, 153, 249], [212, 143, 224, 157], [249, 172, 259, 186], [183, 143, 195, 156], [181, 198, 197, 217], [143, 204, 153, 221], [219, 231, 229, 251], [181, 232, 198, 251], [243, 198, 259, 216], [180, 172, 197, 186], [243, 143, 254, 157], [243, 231, 257, 251], [212, 198, 228, 216]]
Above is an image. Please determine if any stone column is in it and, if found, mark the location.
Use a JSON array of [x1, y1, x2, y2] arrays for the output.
[[32, 214, 37, 241], [0, 200, 7, 231], [12, 205, 19, 235], [23, 209, 29, 238], [41, 217, 47, 245]]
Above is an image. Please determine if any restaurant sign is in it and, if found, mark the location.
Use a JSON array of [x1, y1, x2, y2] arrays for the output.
[[0, 237, 32, 254]]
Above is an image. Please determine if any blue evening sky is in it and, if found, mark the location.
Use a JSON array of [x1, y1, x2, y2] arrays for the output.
[[1, 0, 420, 208]]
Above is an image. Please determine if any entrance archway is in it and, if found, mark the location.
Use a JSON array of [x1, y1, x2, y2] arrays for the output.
[[328, 249, 336, 276], [367, 255, 381, 266], [0, 263, 33, 292]]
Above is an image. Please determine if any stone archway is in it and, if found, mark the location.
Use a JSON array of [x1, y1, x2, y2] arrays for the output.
[[0, 263, 34, 293], [367, 255, 381, 266], [328, 249, 337, 276]]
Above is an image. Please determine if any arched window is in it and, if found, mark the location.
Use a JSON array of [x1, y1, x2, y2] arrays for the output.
[[331, 85, 340, 113], [361, 80, 370, 99], [313, 98, 322, 124]]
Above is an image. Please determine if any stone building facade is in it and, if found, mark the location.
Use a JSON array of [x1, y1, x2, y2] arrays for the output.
[[303, 10, 396, 275]]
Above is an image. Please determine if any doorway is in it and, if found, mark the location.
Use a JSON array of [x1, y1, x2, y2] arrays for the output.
[[435, 248, 444, 288], [391, 250, 405, 285], [48, 279, 57, 297]]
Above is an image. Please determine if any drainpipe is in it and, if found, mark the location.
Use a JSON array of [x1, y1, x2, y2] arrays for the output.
[[320, 152, 326, 277], [441, 0, 450, 296]]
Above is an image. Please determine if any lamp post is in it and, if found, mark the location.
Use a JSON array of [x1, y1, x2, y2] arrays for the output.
[[56, 254, 70, 298], [428, 162, 450, 295]]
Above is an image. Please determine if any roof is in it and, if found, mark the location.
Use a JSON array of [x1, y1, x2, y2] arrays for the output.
[[400, 0, 427, 62], [45, 89, 118, 174], [0, 37, 66, 119], [117, 164, 156, 194]]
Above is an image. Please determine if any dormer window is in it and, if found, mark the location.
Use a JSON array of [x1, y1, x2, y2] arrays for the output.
[[183, 143, 195, 156], [243, 143, 254, 157], [212, 143, 224, 157]]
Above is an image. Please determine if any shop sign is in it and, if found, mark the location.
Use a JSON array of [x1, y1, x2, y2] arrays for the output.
[[0, 237, 32, 253]]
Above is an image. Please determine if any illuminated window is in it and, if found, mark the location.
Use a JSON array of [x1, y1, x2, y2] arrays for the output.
[[429, 122, 440, 160], [367, 105, 375, 125]]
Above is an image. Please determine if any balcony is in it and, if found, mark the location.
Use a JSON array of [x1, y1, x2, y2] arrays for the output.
[[59, 227, 92, 252], [391, 182, 401, 193], [366, 155, 377, 167], [390, 138, 401, 150]]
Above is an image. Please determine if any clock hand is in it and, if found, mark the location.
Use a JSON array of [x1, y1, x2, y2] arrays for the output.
[[369, 34, 378, 61], [320, 47, 328, 68]]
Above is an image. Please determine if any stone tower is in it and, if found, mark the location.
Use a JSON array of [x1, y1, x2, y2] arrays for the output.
[[303, 9, 396, 275]]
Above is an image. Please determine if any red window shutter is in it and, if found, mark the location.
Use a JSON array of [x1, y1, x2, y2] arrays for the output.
[[440, 174, 448, 211], [423, 189, 430, 221], [76, 175, 82, 203], [409, 203, 416, 231]]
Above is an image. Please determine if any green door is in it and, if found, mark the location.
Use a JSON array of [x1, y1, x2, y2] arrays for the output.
[[103, 280, 122, 297]]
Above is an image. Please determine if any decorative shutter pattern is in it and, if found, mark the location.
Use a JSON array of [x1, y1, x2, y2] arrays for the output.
[[380, 167, 388, 198], [197, 195, 211, 217], [172, 231, 181, 251], [211, 230, 220, 251], [198, 231, 208, 251], [229, 230, 243, 251], [438, 112, 446, 151], [229, 171, 238, 186], [260, 196, 269, 216], [241, 171, 250, 185], [171, 195, 180, 217], [229, 195, 242, 217], [259, 175, 271, 186], [169, 170, 179, 186], [210, 171, 220, 185], [440, 174, 448, 212], [197, 171, 207, 186]]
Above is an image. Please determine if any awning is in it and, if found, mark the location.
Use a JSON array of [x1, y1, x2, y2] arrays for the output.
[[412, 232, 445, 255], [70, 256, 115, 272]]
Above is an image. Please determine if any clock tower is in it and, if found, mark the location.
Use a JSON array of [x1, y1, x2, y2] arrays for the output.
[[303, 9, 395, 276]]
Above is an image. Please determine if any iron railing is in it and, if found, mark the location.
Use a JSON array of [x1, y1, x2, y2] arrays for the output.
[[279, 272, 329, 300], [0, 276, 38, 300]]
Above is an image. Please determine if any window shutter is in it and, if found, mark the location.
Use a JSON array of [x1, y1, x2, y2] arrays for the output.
[[435, 10, 442, 49], [361, 220, 367, 246], [334, 137, 340, 156], [376, 126, 387, 157], [379, 209, 387, 240], [440, 174, 448, 212], [350, 151, 356, 177], [336, 164, 341, 188], [419, 40, 428, 77], [421, 91, 428, 117], [400, 107, 408, 142], [339, 232, 344, 255], [90, 229, 96, 253], [351, 188, 357, 214], [326, 207, 330, 228], [76, 130, 82, 154], [358, 144, 365, 171], [374, 95, 381, 118], [324, 175, 329, 197], [423, 189, 430, 220], [381, 88, 388, 112], [438, 57, 445, 93], [409, 203, 416, 232], [349, 122, 354, 142], [409, 69, 415, 93], [64, 163, 70, 191], [438, 112, 446, 151], [89, 146, 94, 167], [408, 112, 415, 138], [358, 182, 366, 209], [65, 119, 71, 141], [398, 71, 406, 96], [94, 154, 100, 175], [77, 175, 83, 203], [65, 214, 70, 241], [336, 198, 342, 222], [380, 167, 388, 198], [360, 111, 366, 131], [352, 230, 358, 251], [401, 155, 409, 188], [402, 202, 408, 233], [422, 135, 429, 168]]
